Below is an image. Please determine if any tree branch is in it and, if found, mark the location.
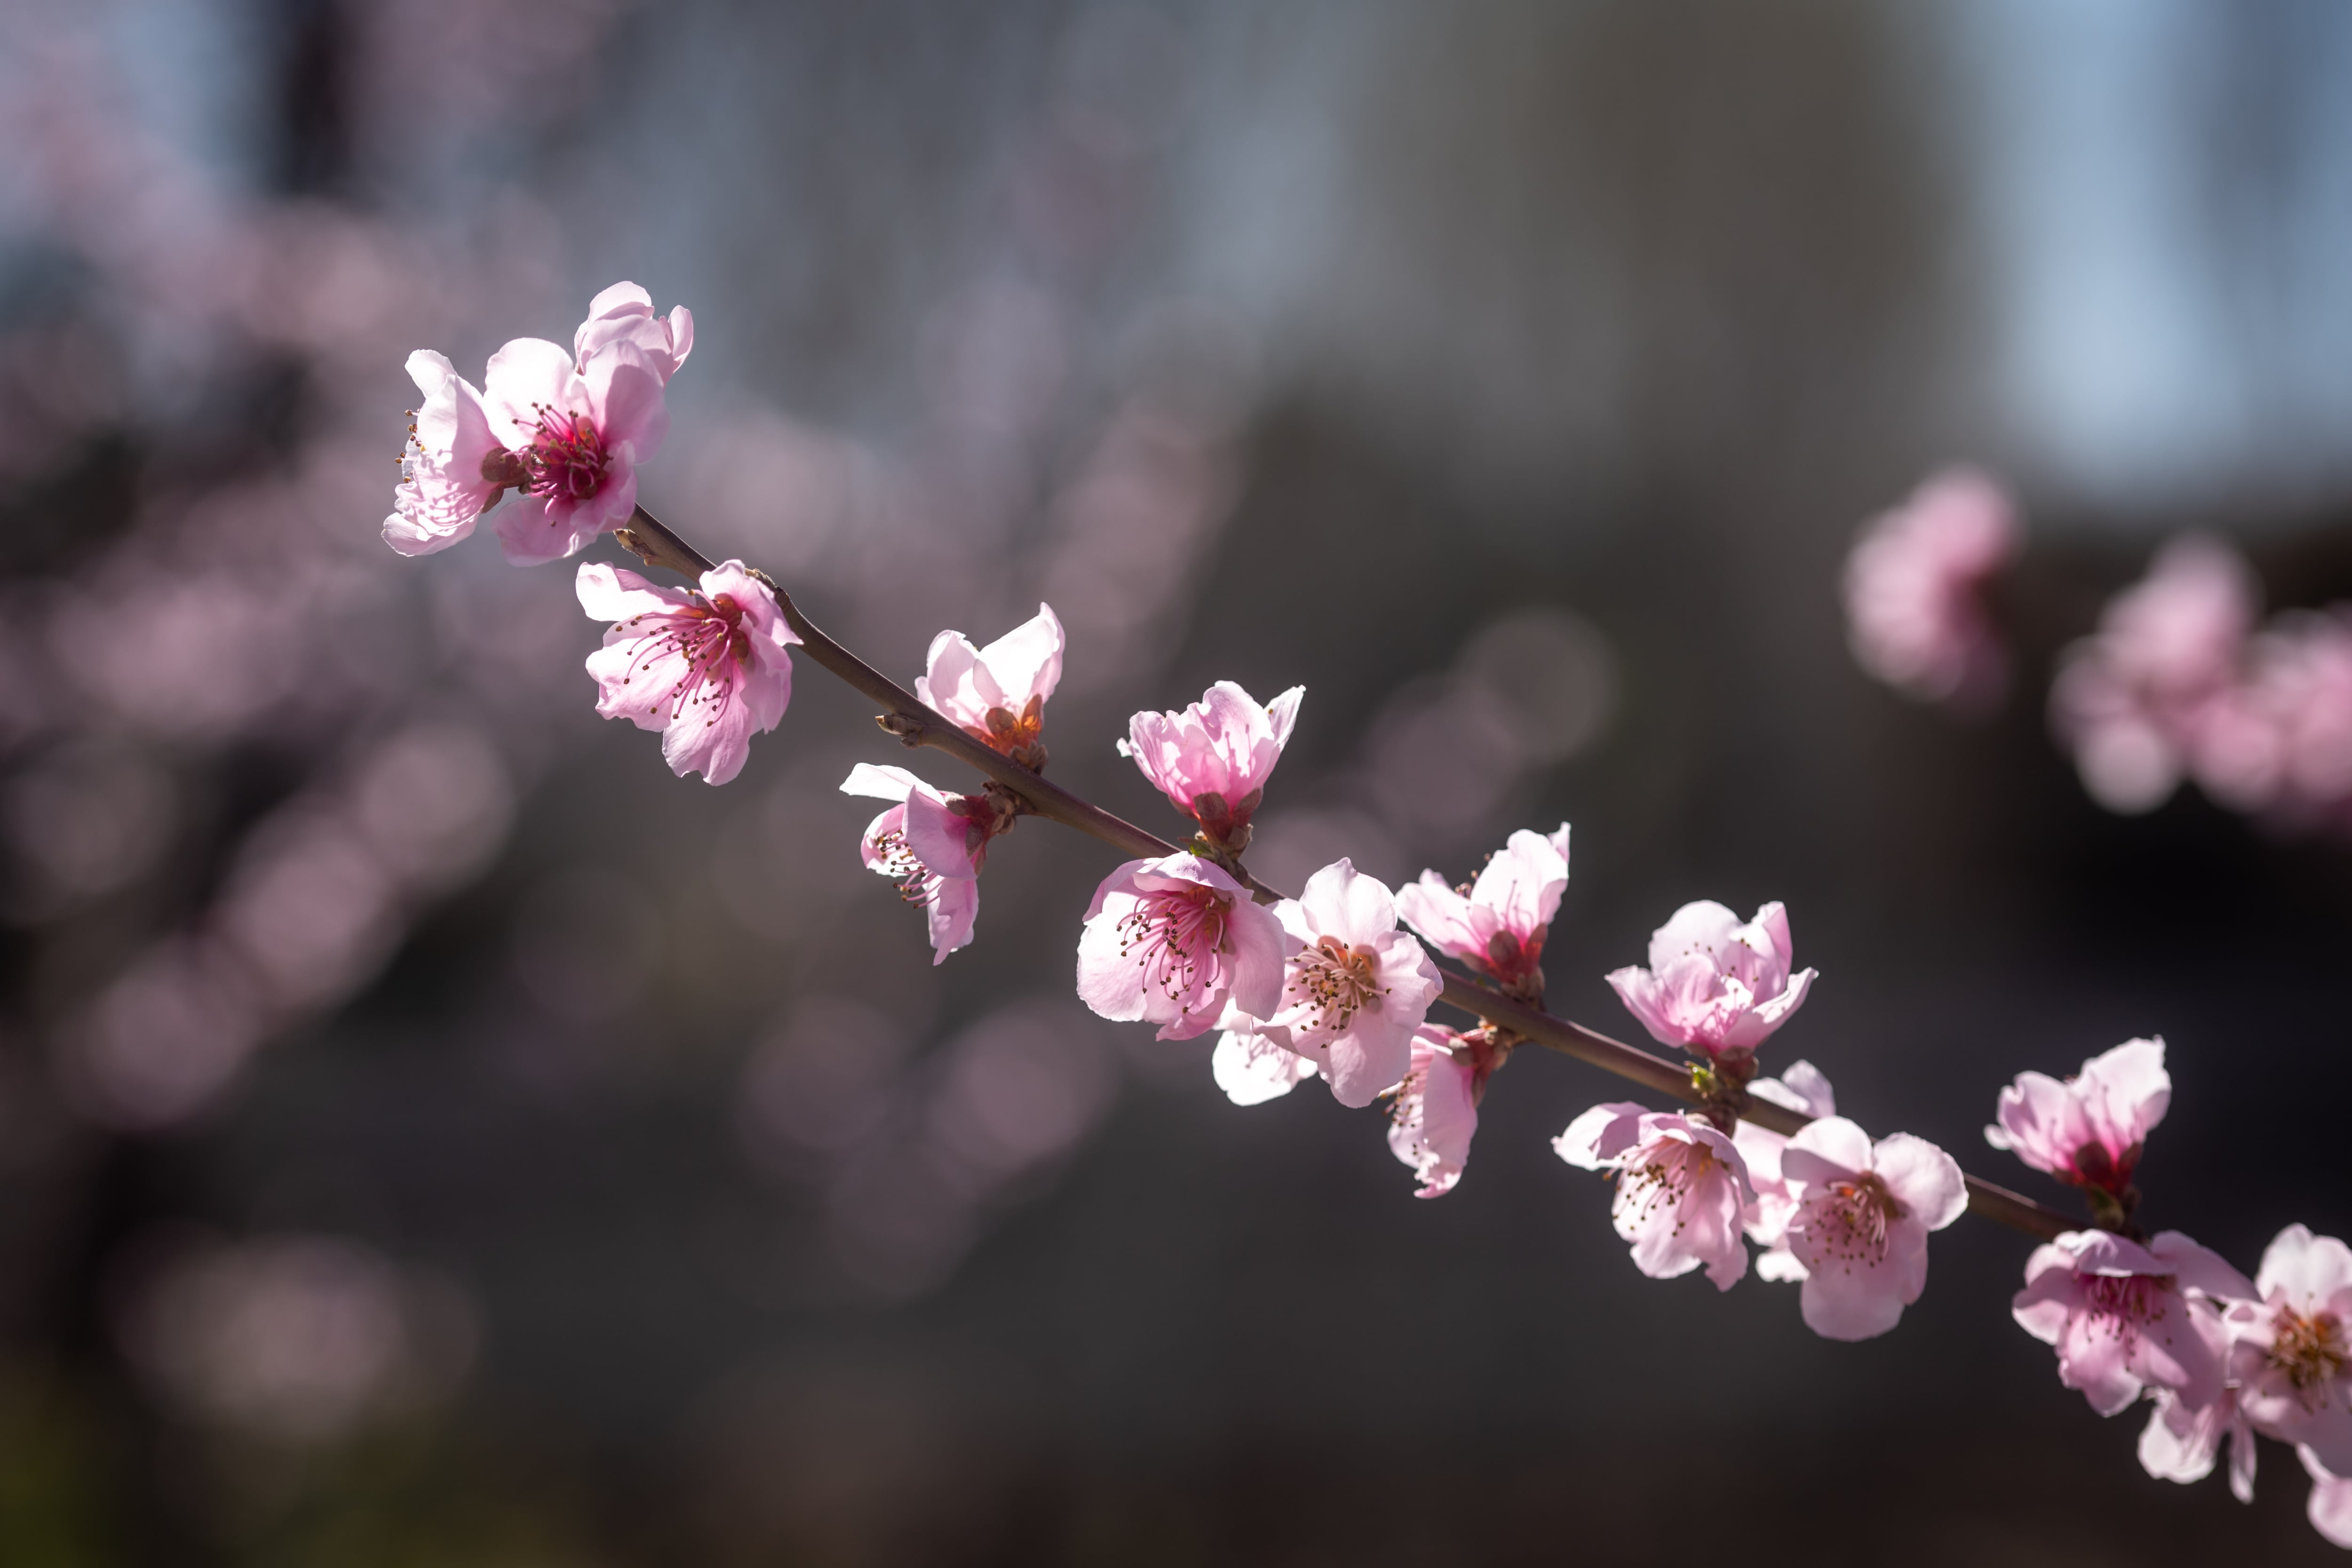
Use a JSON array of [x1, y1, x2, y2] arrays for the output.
[[617, 505, 2072, 1243]]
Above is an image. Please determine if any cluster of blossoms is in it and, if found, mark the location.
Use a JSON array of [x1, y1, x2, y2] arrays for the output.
[[1989, 1040, 2351, 1545], [382, 290, 2350, 1552], [1841, 467, 2022, 710], [2052, 537, 2352, 826]]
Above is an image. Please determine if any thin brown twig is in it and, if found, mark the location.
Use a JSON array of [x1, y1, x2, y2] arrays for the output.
[[616, 504, 2072, 1244]]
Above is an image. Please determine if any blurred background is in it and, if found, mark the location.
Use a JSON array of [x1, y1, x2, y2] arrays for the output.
[[1, 0, 2349, 1561]]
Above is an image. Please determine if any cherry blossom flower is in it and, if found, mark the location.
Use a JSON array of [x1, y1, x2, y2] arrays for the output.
[[576, 560, 798, 786], [842, 763, 995, 964], [480, 336, 669, 565], [1387, 1025, 1480, 1199], [1605, 899, 1816, 1065], [383, 350, 501, 557], [1765, 1116, 1967, 1340], [2011, 1229, 2253, 1415], [1984, 1036, 2168, 1204], [2193, 611, 2352, 822], [2301, 1449, 2352, 1550], [1555, 1103, 1756, 1290], [1731, 1059, 1836, 1281], [2224, 1224, 2352, 1475], [1210, 1028, 1319, 1105], [1117, 681, 1304, 849], [914, 603, 1065, 768], [1394, 823, 1571, 1000], [1238, 859, 1441, 1108], [572, 281, 694, 384], [2050, 536, 2257, 814], [2139, 1385, 2257, 1504], [1841, 466, 2021, 709], [1075, 852, 1287, 1041]]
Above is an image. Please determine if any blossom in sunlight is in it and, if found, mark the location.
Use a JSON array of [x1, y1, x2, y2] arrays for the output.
[[1117, 680, 1303, 849], [2050, 536, 2257, 814], [2224, 1225, 2352, 1476], [1842, 466, 2020, 708], [1555, 1103, 1756, 1290], [2189, 611, 2352, 821], [572, 280, 694, 384], [1731, 1059, 1836, 1280], [1762, 1116, 1966, 1340], [2139, 1385, 2257, 1505], [1395, 822, 1571, 1000], [1239, 859, 1441, 1108], [478, 336, 669, 565], [1210, 1027, 1320, 1105], [842, 763, 995, 963], [1605, 899, 1816, 1065], [1387, 1025, 1480, 1199], [915, 603, 1065, 768], [2011, 1229, 2253, 1416], [577, 560, 798, 785], [1075, 852, 1286, 1041], [1984, 1036, 2168, 1201], [383, 350, 502, 556]]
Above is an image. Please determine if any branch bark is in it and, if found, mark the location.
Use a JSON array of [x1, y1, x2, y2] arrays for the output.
[[617, 505, 2072, 1243]]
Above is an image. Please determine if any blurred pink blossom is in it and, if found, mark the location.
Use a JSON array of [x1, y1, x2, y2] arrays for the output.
[[2196, 612, 2352, 821], [578, 560, 798, 785], [2225, 1224, 2352, 1476], [573, 281, 694, 383], [914, 602, 1064, 766], [2302, 1449, 2352, 1550], [1117, 680, 1303, 848], [1555, 1102, 1756, 1290], [2051, 537, 2258, 813], [2012, 1229, 2252, 1415], [1605, 899, 1816, 1065], [1842, 467, 2020, 708], [1394, 822, 1571, 1000], [1984, 1035, 2168, 1200], [1386, 1025, 1479, 1198], [1762, 1116, 1966, 1340], [1240, 859, 1441, 1108], [1075, 852, 1285, 1041], [842, 763, 986, 964]]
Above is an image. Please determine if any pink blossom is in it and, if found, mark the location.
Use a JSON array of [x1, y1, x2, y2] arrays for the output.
[[1731, 1059, 1836, 1280], [1555, 1102, 1756, 1290], [1075, 852, 1287, 1042], [2050, 536, 2257, 813], [914, 603, 1064, 767], [1984, 1035, 2168, 1200], [1117, 681, 1304, 848], [841, 763, 990, 964], [1210, 1029, 1319, 1105], [1763, 1116, 1966, 1340], [2301, 1448, 2352, 1550], [572, 281, 693, 384], [480, 335, 669, 565], [2012, 1229, 2253, 1415], [1605, 899, 1816, 1064], [1240, 859, 1442, 1108], [2193, 612, 2352, 821], [1387, 1025, 1479, 1198], [1394, 823, 1571, 998], [576, 560, 798, 786], [2139, 1385, 2257, 1504], [1841, 466, 2021, 708], [383, 350, 501, 557], [2224, 1224, 2352, 1475]]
